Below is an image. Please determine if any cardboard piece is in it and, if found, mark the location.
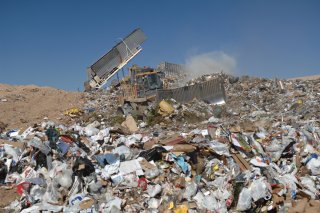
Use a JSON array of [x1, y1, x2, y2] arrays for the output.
[[138, 158, 157, 170], [171, 144, 196, 153], [121, 115, 139, 133], [231, 153, 251, 171], [160, 134, 185, 146], [119, 159, 144, 176], [79, 197, 95, 210]]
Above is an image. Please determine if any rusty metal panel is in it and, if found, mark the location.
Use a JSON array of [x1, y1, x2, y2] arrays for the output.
[[155, 78, 226, 104]]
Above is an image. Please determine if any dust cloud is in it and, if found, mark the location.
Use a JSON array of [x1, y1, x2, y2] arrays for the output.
[[184, 51, 236, 81]]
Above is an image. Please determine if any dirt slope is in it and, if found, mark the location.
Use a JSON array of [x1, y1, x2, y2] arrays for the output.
[[0, 84, 84, 130], [288, 74, 320, 81]]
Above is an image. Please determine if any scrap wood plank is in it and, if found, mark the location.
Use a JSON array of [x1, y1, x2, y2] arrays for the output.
[[160, 134, 185, 145], [231, 153, 251, 171]]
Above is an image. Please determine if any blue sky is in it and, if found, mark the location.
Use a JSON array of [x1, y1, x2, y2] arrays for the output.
[[0, 0, 319, 90]]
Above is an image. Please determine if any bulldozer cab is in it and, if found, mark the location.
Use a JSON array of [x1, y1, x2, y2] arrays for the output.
[[119, 65, 163, 104]]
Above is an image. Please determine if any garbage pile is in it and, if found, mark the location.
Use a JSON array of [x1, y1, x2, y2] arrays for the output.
[[0, 75, 320, 213]]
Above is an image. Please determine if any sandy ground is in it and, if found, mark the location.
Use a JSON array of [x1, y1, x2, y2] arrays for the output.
[[0, 84, 84, 131], [0, 187, 19, 211], [288, 74, 320, 81]]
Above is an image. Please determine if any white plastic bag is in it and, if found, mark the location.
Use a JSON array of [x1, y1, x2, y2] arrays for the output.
[[250, 178, 271, 201], [202, 194, 218, 211], [236, 187, 252, 211], [183, 181, 197, 200], [42, 180, 62, 204], [209, 141, 230, 156], [50, 161, 73, 189], [306, 158, 320, 175], [147, 184, 162, 197], [4, 144, 20, 162]]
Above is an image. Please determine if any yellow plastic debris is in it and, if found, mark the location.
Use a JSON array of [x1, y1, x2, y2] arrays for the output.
[[213, 164, 219, 171], [174, 205, 188, 213], [158, 100, 174, 116], [168, 201, 174, 209], [64, 107, 81, 116]]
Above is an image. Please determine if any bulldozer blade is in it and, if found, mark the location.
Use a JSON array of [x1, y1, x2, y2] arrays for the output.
[[155, 78, 226, 105]]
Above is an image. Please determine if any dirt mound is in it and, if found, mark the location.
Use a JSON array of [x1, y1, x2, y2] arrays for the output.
[[0, 84, 84, 130], [288, 74, 320, 81], [0, 187, 19, 210]]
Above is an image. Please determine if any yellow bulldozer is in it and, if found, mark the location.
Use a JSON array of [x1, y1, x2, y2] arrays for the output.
[[84, 28, 227, 106]]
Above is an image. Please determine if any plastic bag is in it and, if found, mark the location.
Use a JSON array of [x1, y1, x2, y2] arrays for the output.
[[193, 191, 205, 209], [306, 157, 320, 175], [28, 137, 51, 155], [56, 168, 73, 189], [20, 205, 40, 213], [250, 178, 271, 201], [202, 194, 218, 211], [95, 153, 119, 167], [125, 134, 142, 146], [147, 184, 162, 197], [90, 128, 110, 141], [145, 167, 160, 179], [30, 185, 46, 202], [300, 176, 318, 199], [148, 198, 161, 209], [42, 180, 62, 204], [103, 197, 122, 212], [209, 141, 230, 156], [227, 157, 241, 177], [212, 188, 231, 201], [101, 159, 120, 180], [88, 177, 102, 193], [83, 127, 99, 137], [50, 161, 73, 189], [236, 187, 252, 211], [113, 145, 132, 160], [276, 174, 298, 197], [4, 144, 20, 162], [183, 181, 197, 200], [264, 140, 285, 162], [170, 154, 190, 174]]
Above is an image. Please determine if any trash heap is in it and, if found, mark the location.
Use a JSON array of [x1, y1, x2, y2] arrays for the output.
[[0, 75, 320, 213]]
